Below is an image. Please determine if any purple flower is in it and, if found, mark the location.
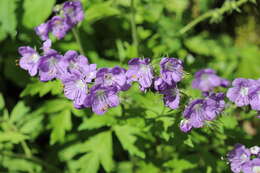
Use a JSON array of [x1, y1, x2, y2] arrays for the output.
[[38, 50, 65, 81], [154, 78, 180, 109], [61, 50, 97, 82], [49, 16, 70, 40], [242, 158, 260, 173], [180, 93, 225, 132], [62, 72, 88, 107], [160, 57, 183, 85], [84, 85, 120, 115], [192, 69, 229, 92], [35, 22, 50, 41], [249, 80, 260, 111], [227, 78, 255, 107], [95, 66, 130, 91], [63, 1, 84, 25], [126, 58, 153, 91], [227, 144, 251, 173], [18, 46, 41, 76]]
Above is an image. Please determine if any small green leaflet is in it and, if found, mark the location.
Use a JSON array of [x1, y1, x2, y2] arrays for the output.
[[21, 80, 63, 97], [10, 101, 30, 123], [0, 93, 4, 110], [0, 0, 17, 39], [50, 109, 72, 144], [114, 125, 145, 159], [76, 131, 114, 173]]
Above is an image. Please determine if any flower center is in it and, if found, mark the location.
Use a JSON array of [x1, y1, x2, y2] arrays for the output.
[[31, 53, 40, 63], [240, 87, 249, 97], [140, 64, 149, 73], [253, 166, 260, 173], [240, 154, 248, 162], [201, 74, 209, 80], [49, 57, 57, 66], [76, 80, 85, 89]]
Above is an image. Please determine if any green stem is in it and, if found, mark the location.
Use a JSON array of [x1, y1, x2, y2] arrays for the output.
[[0, 151, 62, 173], [72, 28, 85, 55], [179, 0, 249, 35], [130, 0, 139, 56]]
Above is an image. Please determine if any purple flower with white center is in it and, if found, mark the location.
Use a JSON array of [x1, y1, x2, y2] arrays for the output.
[[126, 58, 153, 91], [192, 69, 229, 92], [18, 46, 41, 76], [180, 93, 225, 132], [35, 22, 50, 41], [49, 16, 70, 40], [95, 66, 130, 91], [227, 78, 255, 107], [84, 85, 120, 115], [38, 50, 65, 81], [249, 80, 260, 111], [227, 144, 251, 173], [242, 158, 260, 173], [62, 72, 88, 107], [63, 1, 84, 25], [160, 57, 183, 85]]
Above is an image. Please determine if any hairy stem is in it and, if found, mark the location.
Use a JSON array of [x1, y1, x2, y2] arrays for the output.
[[130, 0, 139, 56], [179, 0, 250, 34], [72, 28, 85, 55]]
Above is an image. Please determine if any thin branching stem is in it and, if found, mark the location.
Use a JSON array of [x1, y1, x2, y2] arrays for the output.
[[130, 0, 139, 56], [179, 0, 250, 35], [72, 28, 85, 55]]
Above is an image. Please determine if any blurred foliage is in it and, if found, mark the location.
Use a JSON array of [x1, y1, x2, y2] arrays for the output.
[[0, 0, 260, 172]]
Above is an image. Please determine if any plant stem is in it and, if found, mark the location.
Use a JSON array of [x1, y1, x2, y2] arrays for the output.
[[179, 0, 249, 35], [130, 0, 139, 56], [72, 28, 85, 55], [0, 151, 62, 173]]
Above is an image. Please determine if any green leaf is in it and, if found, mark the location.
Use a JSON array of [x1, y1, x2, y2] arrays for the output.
[[164, 158, 196, 173], [78, 115, 116, 130], [10, 101, 30, 123], [85, 2, 120, 23], [21, 80, 63, 97], [22, 0, 55, 28], [0, 131, 28, 143], [0, 0, 17, 38], [77, 131, 114, 173], [114, 125, 145, 158], [50, 109, 72, 144], [237, 45, 260, 78], [0, 93, 4, 110]]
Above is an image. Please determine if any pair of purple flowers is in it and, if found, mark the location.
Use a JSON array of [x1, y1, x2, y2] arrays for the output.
[[179, 69, 229, 132], [35, 1, 84, 40], [228, 144, 260, 173]]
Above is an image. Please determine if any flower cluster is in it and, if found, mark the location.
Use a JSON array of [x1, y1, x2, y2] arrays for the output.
[[35, 1, 84, 40], [228, 144, 260, 173], [227, 78, 260, 111]]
